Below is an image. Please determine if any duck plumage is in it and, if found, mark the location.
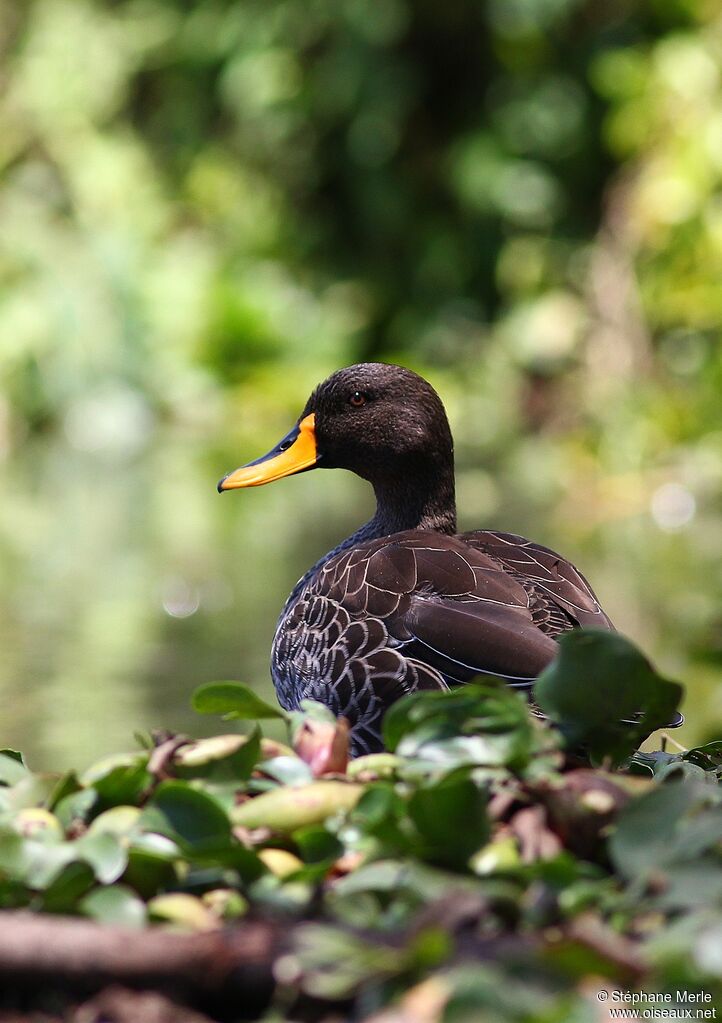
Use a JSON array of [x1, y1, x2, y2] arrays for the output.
[[219, 363, 675, 755]]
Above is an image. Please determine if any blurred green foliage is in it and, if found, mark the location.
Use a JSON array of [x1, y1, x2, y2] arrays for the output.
[[0, 0, 721, 766], [0, 644, 720, 1020]]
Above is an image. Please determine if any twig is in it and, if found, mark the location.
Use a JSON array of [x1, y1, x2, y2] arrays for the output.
[[0, 912, 281, 1001], [659, 732, 688, 753]]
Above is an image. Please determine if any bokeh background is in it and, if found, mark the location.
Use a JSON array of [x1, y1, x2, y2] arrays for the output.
[[1, 0, 721, 769]]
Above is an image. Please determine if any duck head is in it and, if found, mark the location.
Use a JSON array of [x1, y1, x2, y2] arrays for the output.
[[218, 362, 454, 493]]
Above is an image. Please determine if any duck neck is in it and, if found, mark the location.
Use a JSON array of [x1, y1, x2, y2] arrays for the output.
[[369, 465, 457, 537], [324, 464, 458, 562], [327, 464, 457, 559], [284, 462, 456, 611]]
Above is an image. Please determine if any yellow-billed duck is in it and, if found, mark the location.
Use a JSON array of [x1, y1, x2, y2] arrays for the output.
[[219, 363, 671, 755]]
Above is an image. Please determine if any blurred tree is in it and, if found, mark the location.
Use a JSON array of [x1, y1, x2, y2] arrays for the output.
[[0, 0, 721, 766], [1, 0, 720, 410]]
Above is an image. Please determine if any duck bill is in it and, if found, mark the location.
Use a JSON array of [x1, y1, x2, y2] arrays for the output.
[[218, 413, 318, 491]]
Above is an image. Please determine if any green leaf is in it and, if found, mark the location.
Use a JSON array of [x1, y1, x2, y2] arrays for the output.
[[74, 832, 128, 884], [9, 831, 127, 892], [231, 781, 363, 833], [47, 771, 81, 812], [174, 730, 262, 782], [87, 805, 142, 838], [382, 681, 537, 772], [534, 630, 683, 765], [0, 750, 26, 766], [55, 788, 98, 830], [347, 753, 403, 780], [330, 859, 484, 906], [291, 923, 406, 1000], [654, 861, 722, 910], [682, 742, 722, 777], [202, 888, 248, 921], [408, 773, 490, 869], [470, 835, 522, 875], [0, 752, 30, 787], [148, 892, 217, 930], [293, 825, 344, 864], [146, 781, 232, 853], [80, 754, 152, 808], [41, 861, 95, 913], [191, 681, 286, 721], [0, 831, 77, 889], [257, 755, 313, 787], [0, 829, 29, 877], [9, 808, 64, 842], [129, 832, 181, 859], [351, 783, 411, 855], [610, 782, 722, 881], [125, 839, 179, 900], [288, 700, 338, 743], [354, 783, 406, 830], [330, 860, 410, 899], [0, 877, 30, 910], [80, 884, 147, 927], [2, 774, 58, 812]]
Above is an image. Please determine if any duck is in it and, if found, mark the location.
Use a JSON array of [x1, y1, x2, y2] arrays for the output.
[[218, 363, 666, 755]]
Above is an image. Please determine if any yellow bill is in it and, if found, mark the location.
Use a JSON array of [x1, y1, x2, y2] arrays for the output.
[[218, 413, 318, 491]]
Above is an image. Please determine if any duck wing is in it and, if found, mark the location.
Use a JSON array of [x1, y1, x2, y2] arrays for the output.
[[357, 531, 564, 686], [273, 550, 447, 753], [273, 530, 680, 753], [458, 530, 614, 635], [275, 531, 589, 747]]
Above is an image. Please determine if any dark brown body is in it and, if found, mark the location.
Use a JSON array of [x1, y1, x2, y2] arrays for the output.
[[272, 528, 612, 754], [219, 363, 671, 756]]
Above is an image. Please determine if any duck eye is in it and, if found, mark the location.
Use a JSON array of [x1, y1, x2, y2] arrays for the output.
[[349, 391, 367, 408]]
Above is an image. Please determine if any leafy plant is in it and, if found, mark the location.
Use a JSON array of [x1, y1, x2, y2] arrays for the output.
[[0, 630, 720, 1022], [535, 630, 684, 765]]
